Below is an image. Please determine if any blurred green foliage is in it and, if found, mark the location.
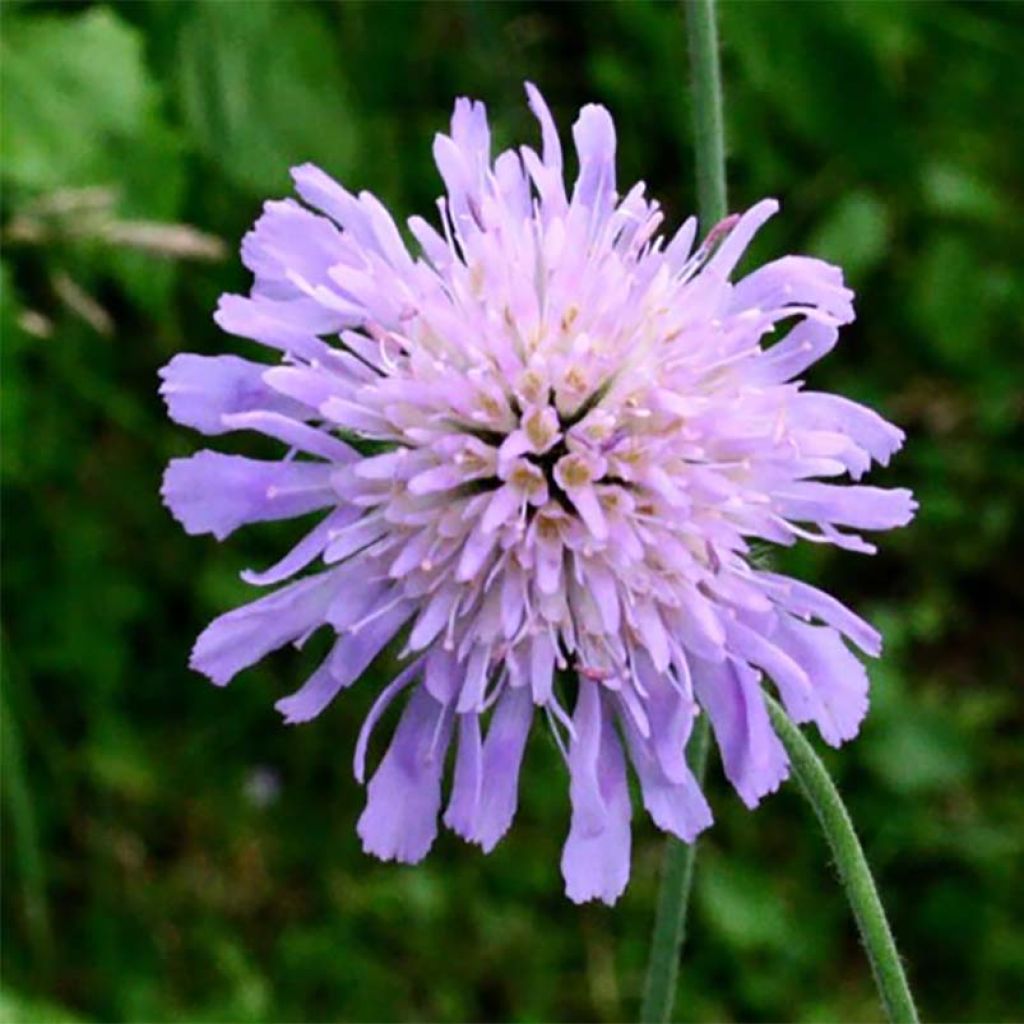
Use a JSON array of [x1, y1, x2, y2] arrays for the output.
[[2, 2, 1023, 1021]]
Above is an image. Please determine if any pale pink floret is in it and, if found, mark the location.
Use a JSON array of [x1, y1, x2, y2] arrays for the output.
[[161, 84, 914, 905]]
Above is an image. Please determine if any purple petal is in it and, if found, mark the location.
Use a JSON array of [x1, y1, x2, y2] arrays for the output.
[[432, 97, 491, 233], [773, 618, 869, 746], [704, 198, 779, 279], [755, 318, 838, 384], [522, 83, 568, 219], [444, 712, 483, 838], [353, 660, 423, 783], [775, 482, 917, 531], [561, 692, 632, 905], [325, 577, 393, 633], [190, 571, 339, 687], [760, 572, 883, 657], [220, 411, 356, 461], [162, 451, 334, 540], [664, 216, 698, 272], [451, 97, 491, 173], [633, 651, 697, 784], [481, 484, 521, 534], [619, 705, 712, 842], [408, 585, 459, 652], [471, 684, 533, 852], [665, 584, 727, 662], [423, 647, 461, 705], [242, 507, 357, 587], [631, 600, 671, 670], [357, 686, 453, 864], [585, 562, 621, 634], [262, 364, 354, 410], [529, 632, 555, 704], [524, 82, 563, 176], [323, 513, 387, 564], [241, 197, 348, 297], [407, 214, 453, 270], [731, 255, 854, 324], [797, 392, 905, 468], [726, 619, 814, 723], [456, 645, 490, 713], [571, 103, 617, 227], [214, 294, 331, 360], [291, 163, 378, 257], [456, 522, 499, 581], [565, 681, 605, 836], [275, 598, 413, 724], [691, 656, 789, 808], [158, 353, 302, 435]]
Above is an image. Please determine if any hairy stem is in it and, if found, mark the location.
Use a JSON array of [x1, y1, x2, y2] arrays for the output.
[[765, 697, 919, 1023]]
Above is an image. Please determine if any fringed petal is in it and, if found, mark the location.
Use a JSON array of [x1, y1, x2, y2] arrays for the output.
[[190, 571, 339, 687], [620, 704, 712, 843], [444, 712, 483, 838], [357, 685, 454, 864], [561, 689, 631, 905], [158, 353, 303, 435], [692, 656, 789, 808], [772, 618, 869, 746], [469, 684, 533, 852], [275, 597, 413, 724], [162, 451, 334, 540]]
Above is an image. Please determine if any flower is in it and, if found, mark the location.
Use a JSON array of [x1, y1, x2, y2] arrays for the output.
[[160, 83, 915, 904]]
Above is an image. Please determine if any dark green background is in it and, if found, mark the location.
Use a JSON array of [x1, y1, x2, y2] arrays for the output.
[[2, 2, 1022, 1021]]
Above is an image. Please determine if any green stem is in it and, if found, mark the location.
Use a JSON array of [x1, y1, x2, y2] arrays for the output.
[[0, 666, 53, 969], [765, 698, 919, 1023], [640, 715, 710, 1023], [640, 3, 726, 1020], [685, 0, 728, 226], [645, 5, 916, 1021]]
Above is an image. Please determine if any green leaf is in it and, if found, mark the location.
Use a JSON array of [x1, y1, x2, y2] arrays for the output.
[[864, 709, 972, 796], [922, 163, 1003, 224], [910, 235, 992, 365], [722, 2, 911, 181], [1, 8, 161, 191], [0, 7, 187, 313], [0, 988, 84, 1024], [175, 1, 358, 197], [698, 857, 794, 953], [808, 192, 891, 283], [0, 262, 32, 484]]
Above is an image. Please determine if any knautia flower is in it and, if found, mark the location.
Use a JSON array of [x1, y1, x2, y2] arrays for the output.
[[161, 84, 915, 904]]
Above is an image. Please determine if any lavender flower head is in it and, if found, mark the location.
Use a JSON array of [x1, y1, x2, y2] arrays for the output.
[[161, 85, 915, 904]]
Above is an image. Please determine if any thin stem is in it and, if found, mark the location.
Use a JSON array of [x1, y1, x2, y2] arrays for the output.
[[685, 0, 728, 226], [640, 2, 727, 1020], [765, 697, 919, 1024], [0, 668, 53, 969], [640, 715, 710, 1023], [646, 4, 916, 1022]]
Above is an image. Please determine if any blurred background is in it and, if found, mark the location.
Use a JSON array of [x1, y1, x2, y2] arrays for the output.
[[2, 1, 1023, 1021]]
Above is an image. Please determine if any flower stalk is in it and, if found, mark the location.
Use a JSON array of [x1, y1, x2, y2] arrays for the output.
[[640, 715, 710, 1023], [642, 3, 918, 1022], [765, 697, 919, 1023], [685, 0, 727, 226], [640, 1, 726, 1019]]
